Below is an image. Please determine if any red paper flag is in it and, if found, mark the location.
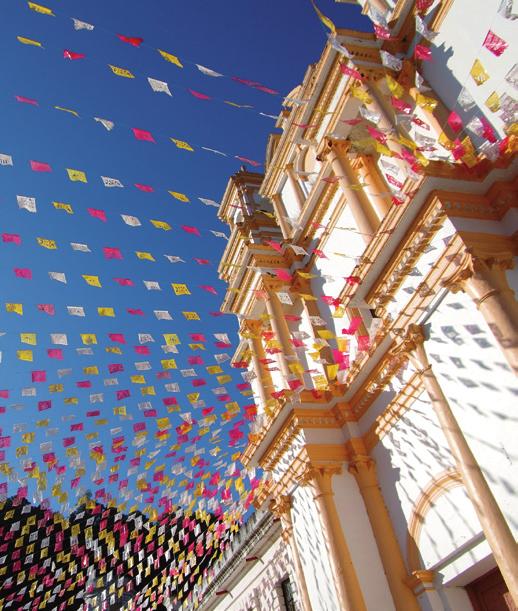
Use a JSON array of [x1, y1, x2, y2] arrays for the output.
[[38, 303, 55, 315], [135, 183, 154, 192], [194, 258, 210, 265], [391, 97, 412, 114], [342, 316, 362, 335], [88, 208, 107, 221], [132, 128, 155, 142], [274, 268, 293, 282], [200, 285, 217, 294], [14, 268, 32, 279], [63, 49, 85, 60], [109, 333, 126, 344], [32, 371, 46, 382], [235, 155, 261, 167], [114, 278, 134, 286], [373, 24, 391, 39], [30, 160, 52, 172], [188, 89, 211, 100], [339, 63, 363, 80], [483, 30, 508, 57], [2, 233, 21, 245], [103, 247, 123, 259], [447, 111, 463, 132], [15, 95, 38, 105], [415, 44, 432, 61], [127, 308, 144, 315], [181, 225, 201, 236], [117, 34, 143, 47]]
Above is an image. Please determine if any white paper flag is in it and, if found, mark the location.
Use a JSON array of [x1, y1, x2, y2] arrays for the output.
[[201, 146, 227, 156], [49, 271, 67, 284], [67, 306, 85, 317], [72, 18, 94, 31], [147, 77, 172, 96], [17, 195, 36, 213], [210, 230, 228, 239], [198, 197, 220, 208], [121, 214, 141, 227], [94, 117, 114, 131], [102, 176, 124, 188], [143, 280, 160, 291], [195, 64, 223, 77], [51, 333, 68, 345], [0, 154, 13, 166], [154, 310, 172, 320], [70, 242, 91, 252], [164, 255, 185, 263]]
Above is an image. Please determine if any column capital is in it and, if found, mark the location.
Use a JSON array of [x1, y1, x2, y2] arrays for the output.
[[405, 570, 436, 594], [297, 464, 342, 493], [316, 137, 352, 163], [242, 318, 262, 334], [442, 248, 515, 295], [390, 324, 430, 373], [269, 494, 293, 519]]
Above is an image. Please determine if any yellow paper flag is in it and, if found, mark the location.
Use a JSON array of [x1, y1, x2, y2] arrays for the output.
[[136, 251, 155, 261], [470, 59, 489, 86], [20, 333, 37, 345], [172, 283, 191, 296], [97, 307, 115, 317], [109, 65, 135, 78], [17, 36, 43, 47], [150, 220, 171, 230], [170, 138, 194, 152], [158, 49, 183, 68], [82, 275, 102, 287], [37, 237, 57, 249], [28, 2, 54, 16], [53, 202, 73, 214], [168, 190, 190, 202], [310, 0, 336, 34], [67, 168, 87, 182], [17, 350, 33, 362], [6, 303, 23, 315]]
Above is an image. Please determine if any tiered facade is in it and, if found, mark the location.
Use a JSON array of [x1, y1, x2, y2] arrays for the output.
[[194, 1, 517, 610]]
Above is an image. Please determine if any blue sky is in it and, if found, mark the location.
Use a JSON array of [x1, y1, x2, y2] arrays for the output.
[[0, 0, 370, 515]]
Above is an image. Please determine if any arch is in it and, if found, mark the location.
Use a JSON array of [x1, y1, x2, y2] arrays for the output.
[[407, 468, 464, 572]]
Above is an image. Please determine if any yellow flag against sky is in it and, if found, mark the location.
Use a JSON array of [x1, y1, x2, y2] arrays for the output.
[[168, 190, 190, 202], [108, 65, 135, 78], [310, 0, 336, 34], [17, 36, 42, 47], [28, 2, 54, 16], [158, 49, 183, 68], [6, 303, 23, 315], [67, 168, 87, 182]]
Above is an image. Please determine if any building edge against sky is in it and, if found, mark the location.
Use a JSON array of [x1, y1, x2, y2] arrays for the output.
[[186, 0, 518, 610]]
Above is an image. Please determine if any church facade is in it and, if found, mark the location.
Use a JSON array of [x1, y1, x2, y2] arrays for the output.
[[190, 1, 518, 610]]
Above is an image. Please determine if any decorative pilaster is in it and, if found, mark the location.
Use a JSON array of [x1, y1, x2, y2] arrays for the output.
[[319, 139, 377, 241], [243, 319, 275, 412], [298, 465, 367, 611], [347, 438, 420, 611], [270, 495, 312, 611], [405, 571, 445, 611], [392, 325, 518, 606], [442, 249, 518, 375], [285, 163, 306, 212]]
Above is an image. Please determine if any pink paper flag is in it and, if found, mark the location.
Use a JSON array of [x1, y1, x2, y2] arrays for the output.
[[38, 303, 55, 315], [109, 333, 126, 344], [415, 44, 432, 61], [235, 155, 261, 167], [181, 225, 201, 236], [15, 95, 38, 105], [274, 268, 293, 282], [483, 30, 508, 57], [64, 49, 85, 60], [30, 160, 52, 172], [14, 268, 32, 279], [447, 111, 463, 132], [88, 208, 107, 221], [189, 89, 211, 100], [2, 233, 21, 245], [32, 370, 46, 382], [47, 348, 63, 359], [117, 34, 144, 47], [127, 308, 144, 315], [132, 128, 155, 142], [135, 183, 154, 192], [342, 316, 362, 335], [103, 247, 123, 259], [114, 277, 134, 286]]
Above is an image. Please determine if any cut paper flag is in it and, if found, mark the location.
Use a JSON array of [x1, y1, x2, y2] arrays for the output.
[[0, 153, 13, 165], [310, 0, 336, 34], [117, 34, 144, 47], [64, 49, 85, 60], [17, 195, 37, 212], [189, 89, 211, 100], [470, 59, 490, 86], [15, 95, 38, 105], [72, 18, 94, 30], [67, 168, 87, 182], [17, 36, 43, 47], [158, 49, 183, 67], [198, 197, 220, 207], [30, 160, 51, 172], [133, 128, 155, 142], [109, 65, 135, 78], [483, 30, 508, 56], [196, 64, 223, 77], [101, 176, 124, 187], [94, 117, 114, 130], [28, 2, 54, 16], [171, 138, 194, 151], [147, 77, 172, 95]]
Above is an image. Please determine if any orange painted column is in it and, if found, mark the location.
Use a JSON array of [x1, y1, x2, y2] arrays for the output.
[[323, 140, 377, 242], [443, 250, 518, 375], [245, 320, 275, 412], [298, 465, 367, 611], [347, 438, 420, 611], [394, 325, 518, 606], [270, 495, 313, 611]]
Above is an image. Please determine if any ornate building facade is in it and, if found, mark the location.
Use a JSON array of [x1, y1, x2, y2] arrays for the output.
[[193, 1, 518, 610]]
